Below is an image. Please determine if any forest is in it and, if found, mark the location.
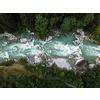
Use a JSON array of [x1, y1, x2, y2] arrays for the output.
[[0, 13, 100, 88], [0, 58, 100, 88], [0, 13, 100, 42]]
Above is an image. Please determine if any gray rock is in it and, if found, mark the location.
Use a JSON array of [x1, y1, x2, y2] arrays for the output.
[[8, 35, 17, 41], [41, 53, 48, 62], [73, 39, 80, 46], [39, 46, 42, 50], [27, 35, 33, 42], [0, 32, 17, 41], [75, 58, 89, 71], [34, 55, 42, 64], [95, 57, 100, 65], [64, 33, 69, 37], [26, 29, 30, 33], [72, 51, 80, 57], [20, 38, 27, 43], [45, 36, 53, 42], [89, 64, 96, 69]]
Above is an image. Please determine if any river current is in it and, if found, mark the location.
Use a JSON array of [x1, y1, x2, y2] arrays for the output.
[[0, 32, 100, 64]]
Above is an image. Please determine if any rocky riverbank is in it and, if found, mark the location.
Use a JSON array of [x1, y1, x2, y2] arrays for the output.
[[0, 28, 100, 73]]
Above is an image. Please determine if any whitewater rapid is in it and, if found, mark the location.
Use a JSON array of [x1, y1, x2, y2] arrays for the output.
[[0, 32, 100, 64]]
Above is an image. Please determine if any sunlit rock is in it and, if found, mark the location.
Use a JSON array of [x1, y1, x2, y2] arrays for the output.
[[27, 35, 33, 42], [50, 58, 72, 71], [45, 36, 53, 42], [73, 39, 80, 46], [20, 38, 27, 43], [64, 33, 69, 37], [0, 32, 17, 41], [26, 29, 30, 33], [75, 58, 89, 71], [8, 35, 17, 41], [34, 55, 42, 64], [39, 46, 42, 50], [72, 51, 80, 57], [89, 64, 96, 69], [41, 53, 48, 62], [50, 28, 62, 37]]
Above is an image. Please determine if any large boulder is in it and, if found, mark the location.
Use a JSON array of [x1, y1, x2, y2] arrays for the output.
[[72, 51, 80, 57], [73, 39, 80, 46], [0, 32, 17, 41], [89, 64, 96, 69], [45, 36, 53, 42], [27, 35, 33, 42], [8, 35, 17, 41], [95, 57, 100, 65], [41, 53, 48, 62], [75, 59, 89, 71], [34, 55, 42, 64], [64, 33, 69, 37], [39, 46, 42, 50], [50, 58, 72, 71], [50, 28, 62, 37], [20, 38, 27, 43], [26, 29, 30, 33]]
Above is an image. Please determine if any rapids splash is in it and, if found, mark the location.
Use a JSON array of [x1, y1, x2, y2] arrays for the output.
[[0, 32, 100, 65]]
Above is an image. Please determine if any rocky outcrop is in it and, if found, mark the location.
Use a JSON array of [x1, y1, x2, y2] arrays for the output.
[[73, 39, 80, 46], [75, 58, 89, 71], [39, 46, 42, 50], [41, 53, 48, 62], [76, 29, 85, 36], [34, 55, 42, 64], [49, 58, 72, 71], [95, 57, 100, 65], [64, 33, 69, 37], [0, 32, 17, 41], [72, 51, 80, 57], [26, 29, 30, 33], [50, 28, 62, 37], [73, 29, 98, 44], [45, 36, 53, 42], [89, 64, 96, 69], [20, 38, 27, 43]]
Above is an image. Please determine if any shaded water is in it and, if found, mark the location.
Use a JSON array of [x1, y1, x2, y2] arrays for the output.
[[0, 32, 100, 64]]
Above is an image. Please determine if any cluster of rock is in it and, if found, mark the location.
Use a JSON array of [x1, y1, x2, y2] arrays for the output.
[[72, 29, 98, 45], [75, 58, 89, 71], [74, 56, 100, 72], [72, 51, 80, 57], [20, 34, 34, 43], [0, 32, 17, 41], [45, 36, 53, 42]]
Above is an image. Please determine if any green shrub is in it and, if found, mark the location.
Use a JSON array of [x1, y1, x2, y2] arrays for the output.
[[19, 58, 27, 65], [0, 60, 13, 66]]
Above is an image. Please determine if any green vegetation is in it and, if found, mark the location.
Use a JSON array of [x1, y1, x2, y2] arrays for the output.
[[18, 58, 27, 66], [0, 61, 100, 88], [0, 13, 100, 88], [0, 60, 13, 66], [0, 13, 99, 41]]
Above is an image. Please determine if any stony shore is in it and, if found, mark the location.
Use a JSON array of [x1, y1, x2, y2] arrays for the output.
[[0, 29, 100, 73]]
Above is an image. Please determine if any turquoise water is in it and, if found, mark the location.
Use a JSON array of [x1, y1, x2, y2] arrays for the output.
[[0, 32, 100, 63]]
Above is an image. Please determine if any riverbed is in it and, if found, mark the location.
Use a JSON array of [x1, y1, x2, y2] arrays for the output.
[[0, 31, 100, 70]]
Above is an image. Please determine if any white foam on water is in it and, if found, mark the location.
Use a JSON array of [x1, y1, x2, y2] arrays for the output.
[[51, 41, 83, 57], [80, 44, 100, 57]]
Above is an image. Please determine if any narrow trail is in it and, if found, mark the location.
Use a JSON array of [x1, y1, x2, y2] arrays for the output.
[[0, 65, 76, 88]]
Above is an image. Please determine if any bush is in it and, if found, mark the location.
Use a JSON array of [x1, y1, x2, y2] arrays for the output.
[[19, 58, 27, 66], [0, 60, 13, 66]]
